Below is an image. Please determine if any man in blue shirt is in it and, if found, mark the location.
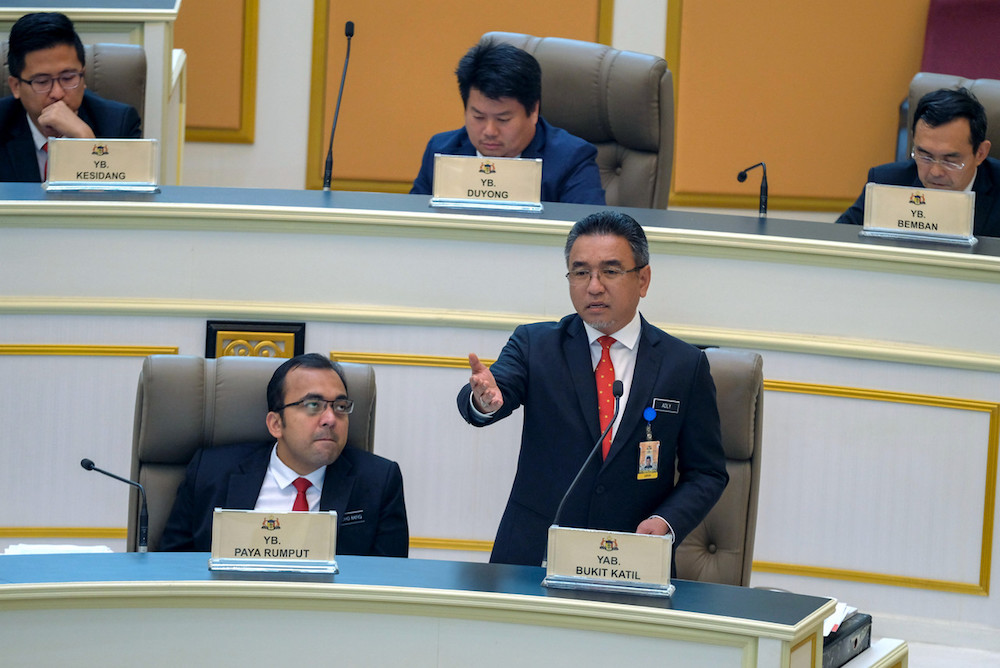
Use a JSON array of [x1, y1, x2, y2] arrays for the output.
[[411, 41, 605, 205]]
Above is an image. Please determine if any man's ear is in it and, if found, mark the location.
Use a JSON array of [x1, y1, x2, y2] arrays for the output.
[[265, 411, 283, 439], [8, 76, 21, 100], [976, 139, 992, 167]]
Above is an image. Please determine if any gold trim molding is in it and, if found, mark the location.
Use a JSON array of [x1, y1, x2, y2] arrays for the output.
[[763, 380, 997, 596], [3, 297, 999, 373], [0, 345, 178, 357]]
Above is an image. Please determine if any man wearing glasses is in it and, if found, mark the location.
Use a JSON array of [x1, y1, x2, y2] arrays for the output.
[[837, 87, 1000, 237], [160, 353, 409, 556], [1, 12, 141, 182], [458, 211, 728, 567]]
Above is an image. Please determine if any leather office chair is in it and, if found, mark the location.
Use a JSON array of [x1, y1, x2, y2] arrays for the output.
[[1, 42, 146, 120], [674, 348, 763, 587], [481, 32, 674, 209], [902, 72, 1000, 161], [127, 354, 377, 552]]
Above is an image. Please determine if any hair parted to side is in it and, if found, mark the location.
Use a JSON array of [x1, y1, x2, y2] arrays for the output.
[[913, 87, 988, 152], [564, 211, 650, 268], [7, 12, 85, 78]]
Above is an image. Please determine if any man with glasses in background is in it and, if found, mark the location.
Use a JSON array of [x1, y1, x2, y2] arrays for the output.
[[0, 12, 141, 182], [837, 87, 1000, 237], [161, 353, 409, 557], [458, 211, 728, 567]]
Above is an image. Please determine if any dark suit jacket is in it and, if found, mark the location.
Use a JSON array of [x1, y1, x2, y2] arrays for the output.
[[159, 442, 409, 557], [458, 314, 728, 566], [0, 90, 142, 182], [410, 116, 606, 205], [836, 157, 1000, 237]]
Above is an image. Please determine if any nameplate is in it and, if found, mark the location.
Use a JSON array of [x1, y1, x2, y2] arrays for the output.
[[862, 182, 976, 245], [46, 138, 159, 192], [208, 509, 338, 574], [542, 525, 674, 597], [430, 154, 543, 212]]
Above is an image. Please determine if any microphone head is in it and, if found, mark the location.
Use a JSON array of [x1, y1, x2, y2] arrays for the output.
[[737, 171, 748, 183], [612, 380, 624, 397], [345, 21, 355, 37], [80, 458, 96, 470]]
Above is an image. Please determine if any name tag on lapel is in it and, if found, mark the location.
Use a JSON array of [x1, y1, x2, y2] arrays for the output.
[[652, 398, 680, 414], [342, 509, 365, 525]]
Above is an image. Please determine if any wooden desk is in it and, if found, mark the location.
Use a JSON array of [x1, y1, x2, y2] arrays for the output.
[[0, 552, 836, 667], [0, 183, 993, 650]]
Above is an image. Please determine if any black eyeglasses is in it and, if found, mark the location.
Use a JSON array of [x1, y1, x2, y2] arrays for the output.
[[277, 397, 354, 416], [18, 70, 84, 94]]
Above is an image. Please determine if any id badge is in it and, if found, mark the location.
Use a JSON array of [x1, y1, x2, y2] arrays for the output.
[[638, 440, 659, 479]]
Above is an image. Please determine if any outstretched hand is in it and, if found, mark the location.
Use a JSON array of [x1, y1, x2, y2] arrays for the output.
[[468, 353, 503, 413]]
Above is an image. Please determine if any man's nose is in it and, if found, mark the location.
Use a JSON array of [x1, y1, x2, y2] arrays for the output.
[[49, 79, 67, 100], [483, 119, 498, 136]]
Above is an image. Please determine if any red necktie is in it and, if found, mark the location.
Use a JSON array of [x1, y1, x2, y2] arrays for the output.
[[42, 142, 48, 181], [292, 477, 312, 511], [596, 335, 617, 459]]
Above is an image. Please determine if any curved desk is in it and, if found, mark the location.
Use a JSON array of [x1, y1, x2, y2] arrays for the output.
[[0, 552, 834, 667], [0, 182, 994, 650]]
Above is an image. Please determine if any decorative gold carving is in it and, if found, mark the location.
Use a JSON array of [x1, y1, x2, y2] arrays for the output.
[[217, 330, 295, 358]]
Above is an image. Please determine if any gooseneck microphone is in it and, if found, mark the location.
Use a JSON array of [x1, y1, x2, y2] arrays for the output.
[[81, 458, 148, 553], [552, 380, 624, 528], [322, 20, 355, 191], [737, 162, 768, 217]]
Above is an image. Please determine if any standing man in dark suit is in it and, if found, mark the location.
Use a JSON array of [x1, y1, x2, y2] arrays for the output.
[[410, 41, 605, 205], [1, 12, 141, 182], [837, 87, 1000, 237], [458, 211, 728, 567], [160, 353, 409, 557]]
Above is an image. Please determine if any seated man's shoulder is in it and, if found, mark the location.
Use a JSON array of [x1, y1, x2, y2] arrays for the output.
[[340, 445, 401, 473], [869, 159, 917, 183]]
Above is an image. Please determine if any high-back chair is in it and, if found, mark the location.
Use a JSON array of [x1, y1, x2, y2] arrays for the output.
[[1, 42, 146, 120], [481, 31, 674, 209], [127, 354, 377, 552], [674, 348, 764, 587]]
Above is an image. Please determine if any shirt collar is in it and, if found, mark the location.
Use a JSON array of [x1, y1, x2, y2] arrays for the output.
[[268, 442, 326, 490], [583, 311, 641, 350]]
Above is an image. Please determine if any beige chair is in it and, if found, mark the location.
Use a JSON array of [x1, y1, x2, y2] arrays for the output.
[[674, 348, 764, 587], [481, 32, 674, 209], [902, 72, 1000, 161], [127, 355, 377, 552], [1, 42, 146, 119]]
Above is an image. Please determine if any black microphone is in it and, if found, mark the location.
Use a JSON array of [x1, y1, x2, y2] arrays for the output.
[[737, 162, 768, 217], [81, 458, 148, 553], [552, 380, 624, 528], [322, 20, 355, 191]]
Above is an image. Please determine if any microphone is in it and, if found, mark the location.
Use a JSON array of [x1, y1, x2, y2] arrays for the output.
[[322, 20, 355, 191], [737, 162, 768, 217], [81, 458, 148, 553], [552, 380, 624, 528]]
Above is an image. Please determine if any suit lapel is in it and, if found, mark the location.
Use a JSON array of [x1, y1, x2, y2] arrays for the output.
[[224, 445, 272, 509], [565, 316, 601, 444], [605, 318, 662, 466], [319, 450, 357, 515]]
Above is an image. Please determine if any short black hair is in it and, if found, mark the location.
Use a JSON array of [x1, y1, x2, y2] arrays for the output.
[[266, 353, 348, 413], [564, 211, 650, 268], [455, 41, 541, 115], [7, 12, 86, 79], [913, 87, 988, 153]]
